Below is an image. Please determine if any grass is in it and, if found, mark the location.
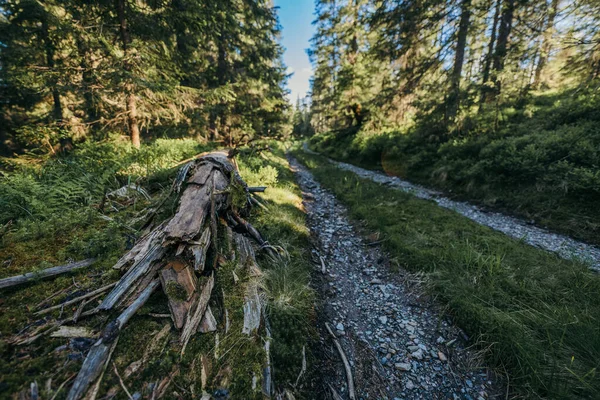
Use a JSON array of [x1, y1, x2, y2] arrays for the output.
[[293, 148, 600, 399], [0, 139, 315, 398]]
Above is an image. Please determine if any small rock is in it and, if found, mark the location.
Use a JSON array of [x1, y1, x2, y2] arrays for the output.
[[336, 323, 344, 331], [411, 349, 424, 360], [395, 362, 411, 372], [379, 316, 388, 324], [405, 379, 415, 390], [438, 351, 447, 362]]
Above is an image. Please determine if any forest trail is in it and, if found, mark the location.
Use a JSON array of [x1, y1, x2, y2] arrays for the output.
[[302, 144, 600, 272], [288, 155, 499, 399]]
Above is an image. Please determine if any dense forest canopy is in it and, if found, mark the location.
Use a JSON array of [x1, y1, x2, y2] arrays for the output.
[[306, 0, 600, 133], [0, 0, 289, 155]]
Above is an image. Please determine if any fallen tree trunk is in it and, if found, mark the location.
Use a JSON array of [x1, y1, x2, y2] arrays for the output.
[[58, 151, 274, 399]]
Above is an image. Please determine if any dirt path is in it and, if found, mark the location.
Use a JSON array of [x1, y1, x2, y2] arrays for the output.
[[302, 144, 600, 272], [289, 155, 500, 399]]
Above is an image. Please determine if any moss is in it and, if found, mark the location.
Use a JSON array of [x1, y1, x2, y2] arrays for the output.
[[165, 281, 188, 301]]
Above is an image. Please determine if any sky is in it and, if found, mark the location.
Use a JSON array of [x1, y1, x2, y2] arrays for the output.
[[273, 0, 315, 104]]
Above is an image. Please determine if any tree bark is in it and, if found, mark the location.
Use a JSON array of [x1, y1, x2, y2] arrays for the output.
[[490, 0, 515, 99], [533, 0, 559, 89], [479, 0, 501, 111], [40, 18, 63, 122], [447, 0, 472, 122], [116, 0, 141, 148]]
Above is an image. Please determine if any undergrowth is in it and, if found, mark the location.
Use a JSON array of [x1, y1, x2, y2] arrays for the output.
[[309, 87, 600, 246], [293, 149, 600, 399], [0, 139, 315, 399]]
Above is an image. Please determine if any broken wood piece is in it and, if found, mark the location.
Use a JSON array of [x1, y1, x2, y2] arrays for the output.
[[198, 306, 217, 333], [190, 227, 211, 271], [180, 273, 215, 355], [31, 381, 38, 400], [99, 237, 165, 310], [159, 260, 197, 329], [67, 279, 159, 400], [294, 345, 306, 388], [319, 256, 327, 274], [36, 282, 117, 315], [163, 161, 229, 245], [242, 282, 262, 335], [325, 322, 356, 400], [51, 326, 95, 338], [0, 259, 96, 290], [263, 322, 273, 398]]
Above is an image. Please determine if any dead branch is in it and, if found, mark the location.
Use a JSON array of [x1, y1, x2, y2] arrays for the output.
[[0, 259, 96, 289], [35, 282, 117, 315], [67, 279, 160, 400], [325, 323, 356, 400]]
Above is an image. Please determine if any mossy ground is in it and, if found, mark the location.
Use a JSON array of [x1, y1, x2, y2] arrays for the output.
[[0, 140, 315, 399], [292, 148, 600, 399]]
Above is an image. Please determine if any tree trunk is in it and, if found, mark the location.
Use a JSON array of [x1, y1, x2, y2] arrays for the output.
[[76, 37, 99, 125], [479, 0, 501, 111], [490, 0, 515, 99], [116, 0, 141, 148], [533, 0, 559, 89], [447, 0, 472, 122], [41, 19, 63, 122]]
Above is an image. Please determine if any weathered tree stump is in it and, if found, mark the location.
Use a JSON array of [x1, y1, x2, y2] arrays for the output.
[[57, 151, 275, 399]]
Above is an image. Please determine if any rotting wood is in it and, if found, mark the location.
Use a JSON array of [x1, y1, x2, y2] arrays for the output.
[[67, 280, 159, 400], [242, 282, 262, 335], [159, 260, 197, 329], [50, 326, 95, 338], [0, 259, 96, 289], [181, 273, 214, 355], [190, 227, 211, 271], [199, 305, 217, 333], [325, 322, 356, 400]]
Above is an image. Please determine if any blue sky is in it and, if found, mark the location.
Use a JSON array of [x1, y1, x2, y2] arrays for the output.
[[273, 0, 315, 103]]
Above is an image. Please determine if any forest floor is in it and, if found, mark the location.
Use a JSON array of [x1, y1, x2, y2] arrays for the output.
[[288, 154, 501, 399]]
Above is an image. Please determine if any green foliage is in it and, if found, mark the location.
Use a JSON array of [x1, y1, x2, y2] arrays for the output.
[[0, 0, 289, 154], [0, 138, 208, 224], [294, 149, 600, 399], [310, 88, 600, 245]]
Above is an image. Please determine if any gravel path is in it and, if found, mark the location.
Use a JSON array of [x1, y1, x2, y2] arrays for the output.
[[303, 145, 600, 272], [289, 155, 500, 400]]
